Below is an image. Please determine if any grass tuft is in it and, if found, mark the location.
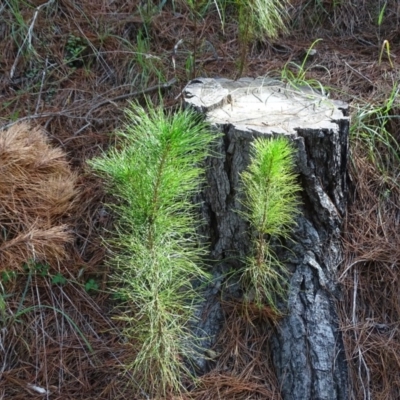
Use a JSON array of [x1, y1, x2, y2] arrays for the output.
[[350, 83, 400, 180]]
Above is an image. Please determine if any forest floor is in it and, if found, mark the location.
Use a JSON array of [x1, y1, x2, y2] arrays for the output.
[[1, 1, 400, 399]]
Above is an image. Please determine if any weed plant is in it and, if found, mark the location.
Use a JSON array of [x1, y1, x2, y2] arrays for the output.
[[351, 83, 400, 183], [280, 39, 330, 95], [378, 39, 394, 68], [89, 102, 216, 397], [135, 29, 165, 83], [240, 137, 301, 310], [0, 260, 93, 352]]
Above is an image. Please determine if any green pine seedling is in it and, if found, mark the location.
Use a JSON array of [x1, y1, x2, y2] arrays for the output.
[[233, 0, 289, 77], [240, 137, 301, 311], [88, 102, 217, 397]]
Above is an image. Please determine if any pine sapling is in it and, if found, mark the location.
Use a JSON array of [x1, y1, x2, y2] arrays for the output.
[[89, 102, 217, 397], [240, 136, 301, 311]]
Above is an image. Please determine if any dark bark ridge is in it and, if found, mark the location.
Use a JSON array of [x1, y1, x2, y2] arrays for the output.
[[184, 77, 349, 400]]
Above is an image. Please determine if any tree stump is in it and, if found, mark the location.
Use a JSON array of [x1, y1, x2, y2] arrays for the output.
[[183, 77, 349, 400]]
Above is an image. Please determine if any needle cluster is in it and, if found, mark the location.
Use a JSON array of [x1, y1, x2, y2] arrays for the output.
[[240, 137, 301, 310], [89, 102, 216, 396]]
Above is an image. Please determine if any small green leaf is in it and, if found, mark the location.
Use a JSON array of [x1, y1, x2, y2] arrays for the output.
[[35, 263, 49, 277], [51, 273, 67, 285], [1, 270, 17, 284], [85, 278, 99, 292]]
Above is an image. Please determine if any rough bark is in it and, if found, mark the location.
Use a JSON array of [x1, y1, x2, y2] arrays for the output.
[[184, 77, 349, 400]]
